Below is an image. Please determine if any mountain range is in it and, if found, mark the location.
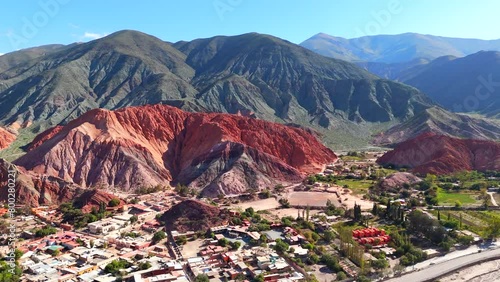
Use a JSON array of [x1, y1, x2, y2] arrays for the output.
[[301, 33, 500, 117], [1, 30, 497, 154], [0, 29, 499, 203], [300, 32, 500, 63], [0, 30, 442, 152], [13, 104, 337, 196]]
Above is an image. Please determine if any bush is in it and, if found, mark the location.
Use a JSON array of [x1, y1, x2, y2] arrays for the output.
[[274, 239, 289, 253], [152, 231, 166, 243], [336, 271, 347, 281], [108, 198, 121, 207], [34, 225, 57, 237], [104, 259, 131, 275], [139, 261, 151, 270]]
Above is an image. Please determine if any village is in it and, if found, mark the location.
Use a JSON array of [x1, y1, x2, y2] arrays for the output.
[[2, 151, 500, 282]]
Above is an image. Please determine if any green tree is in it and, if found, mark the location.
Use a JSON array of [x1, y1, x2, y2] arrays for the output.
[[279, 198, 290, 208], [253, 274, 264, 282], [372, 203, 379, 216], [274, 239, 289, 253], [139, 261, 152, 270], [108, 198, 121, 207], [130, 215, 139, 224], [336, 271, 347, 281], [152, 231, 166, 243], [323, 230, 335, 243], [195, 274, 210, 282], [218, 238, 229, 247]]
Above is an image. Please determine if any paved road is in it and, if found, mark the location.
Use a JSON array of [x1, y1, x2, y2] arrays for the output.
[[386, 247, 500, 282]]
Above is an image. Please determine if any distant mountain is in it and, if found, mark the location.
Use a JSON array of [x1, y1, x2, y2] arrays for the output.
[[356, 58, 432, 80], [14, 104, 337, 196], [373, 107, 500, 146], [0, 30, 437, 151], [301, 32, 500, 63], [399, 51, 500, 117], [377, 132, 500, 175], [0, 30, 197, 131]]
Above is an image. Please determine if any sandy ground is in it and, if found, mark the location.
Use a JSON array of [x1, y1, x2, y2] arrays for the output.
[[309, 264, 337, 281], [231, 198, 281, 211], [180, 239, 205, 259], [288, 191, 341, 207], [288, 191, 373, 210], [440, 259, 500, 282], [267, 208, 321, 219]]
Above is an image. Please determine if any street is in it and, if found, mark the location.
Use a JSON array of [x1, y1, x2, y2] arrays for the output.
[[385, 244, 500, 282]]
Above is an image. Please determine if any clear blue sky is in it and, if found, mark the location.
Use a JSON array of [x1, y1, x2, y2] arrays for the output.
[[1, 0, 500, 54]]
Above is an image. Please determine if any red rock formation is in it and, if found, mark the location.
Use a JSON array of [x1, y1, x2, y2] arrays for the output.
[[160, 199, 231, 232], [0, 159, 123, 208], [0, 127, 16, 149], [377, 132, 500, 175], [0, 159, 71, 206], [15, 104, 337, 196]]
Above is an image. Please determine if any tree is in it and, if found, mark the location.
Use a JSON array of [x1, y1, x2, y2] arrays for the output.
[[104, 259, 132, 276], [320, 254, 342, 272], [407, 210, 446, 244], [274, 184, 285, 193], [336, 271, 347, 281], [353, 203, 362, 222], [486, 218, 500, 239], [139, 261, 152, 270], [307, 253, 320, 264], [274, 239, 289, 253], [323, 230, 335, 243], [279, 198, 290, 208], [372, 203, 379, 216], [218, 238, 229, 247], [130, 215, 139, 224], [52, 249, 61, 257], [235, 273, 247, 281], [152, 231, 166, 243], [371, 258, 388, 270], [176, 236, 187, 245], [253, 274, 264, 282], [229, 241, 241, 250], [195, 274, 210, 282], [108, 198, 121, 207]]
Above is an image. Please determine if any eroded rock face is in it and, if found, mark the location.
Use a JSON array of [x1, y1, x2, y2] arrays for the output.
[[0, 159, 124, 208], [0, 159, 78, 207], [0, 127, 15, 149], [379, 172, 422, 190], [377, 132, 500, 175], [160, 199, 231, 232], [15, 104, 337, 195]]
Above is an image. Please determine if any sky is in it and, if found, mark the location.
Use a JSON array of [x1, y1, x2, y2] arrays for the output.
[[1, 0, 500, 55]]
